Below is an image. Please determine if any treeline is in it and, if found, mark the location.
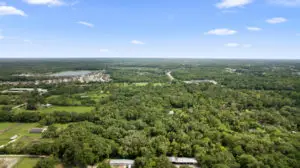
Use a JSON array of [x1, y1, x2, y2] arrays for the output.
[[108, 69, 169, 83], [172, 63, 300, 91], [0, 110, 96, 124], [1, 83, 300, 167]]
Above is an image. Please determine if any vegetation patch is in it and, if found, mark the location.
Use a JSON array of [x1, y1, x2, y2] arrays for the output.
[[40, 106, 95, 113], [14, 158, 40, 168], [0, 123, 42, 145]]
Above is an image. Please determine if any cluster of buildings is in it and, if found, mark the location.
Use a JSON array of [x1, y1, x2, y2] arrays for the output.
[[0, 71, 111, 86], [40, 71, 111, 85], [1, 88, 48, 94], [108, 157, 198, 168]]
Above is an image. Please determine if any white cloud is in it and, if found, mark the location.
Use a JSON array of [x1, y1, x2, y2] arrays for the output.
[[268, 0, 300, 6], [266, 17, 287, 24], [225, 43, 240, 47], [100, 49, 109, 53], [205, 28, 237, 35], [23, 0, 64, 6], [0, 5, 26, 16], [0, 35, 3, 40], [216, 0, 253, 8], [247, 27, 262, 31], [77, 21, 94, 28], [131, 40, 145, 45]]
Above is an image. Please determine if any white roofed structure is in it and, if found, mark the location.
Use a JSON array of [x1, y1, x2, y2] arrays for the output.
[[1, 88, 48, 94], [168, 157, 198, 168], [109, 159, 134, 168]]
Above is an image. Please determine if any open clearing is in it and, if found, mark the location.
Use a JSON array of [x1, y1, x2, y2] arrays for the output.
[[0, 122, 16, 130], [40, 106, 94, 113], [0, 123, 42, 146], [16, 105, 95, 113], [14, 158, 40, 168]]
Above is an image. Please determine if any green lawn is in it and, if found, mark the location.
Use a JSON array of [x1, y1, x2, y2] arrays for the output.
[[87, 92, 109, 101], [53, 123, 70, 129], [133, 82, 164, 86], [0, 123, 42, 146], [133, 82, 149, 86], [14, 158, 40, 168], [0, 122, 16, 130], [40, 106, 94, 113], [17, 105, 95, 113], [115, 82, 165, 87]]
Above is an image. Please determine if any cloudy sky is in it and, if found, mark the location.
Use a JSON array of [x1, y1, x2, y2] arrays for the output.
[[0, 0, 299, 59]]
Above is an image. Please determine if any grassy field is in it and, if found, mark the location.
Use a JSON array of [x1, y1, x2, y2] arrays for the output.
[[0, 123, 42, 146], [15, 105, 95, 113], [14, 158, 40, 168], [0, 122, 16, 130], [86, 92, 110, 101], [133, 82, 164, 86], [133, 82, 149, 86], [115, 82, 165, 87], [53, 123, 71, 129], [40, 106, 94, 113]]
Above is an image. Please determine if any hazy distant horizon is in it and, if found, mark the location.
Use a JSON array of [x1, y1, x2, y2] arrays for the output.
[[0, 57, 299, 61]]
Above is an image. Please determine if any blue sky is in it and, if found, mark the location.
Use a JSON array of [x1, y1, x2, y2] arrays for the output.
[[0, 0, 299, 59]]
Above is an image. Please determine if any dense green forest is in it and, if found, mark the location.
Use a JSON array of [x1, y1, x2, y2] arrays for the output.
[[0, 59, 300, 168]]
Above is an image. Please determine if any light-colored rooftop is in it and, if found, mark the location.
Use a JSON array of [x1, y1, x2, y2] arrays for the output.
[[2, 88, 48, 93], [110, 159, 135, 165], [168, 157, 197, 164]]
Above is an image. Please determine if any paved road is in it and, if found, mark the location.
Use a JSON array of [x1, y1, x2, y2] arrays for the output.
[[0, 155, 47, 158]]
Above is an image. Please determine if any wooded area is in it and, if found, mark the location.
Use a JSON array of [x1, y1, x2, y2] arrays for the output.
[[0, 59, 299, 168]]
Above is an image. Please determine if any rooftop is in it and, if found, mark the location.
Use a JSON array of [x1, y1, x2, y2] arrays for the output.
[[168, 157, 197, 164], [29, 128, 47, 133], [110, 159, 135, 165]]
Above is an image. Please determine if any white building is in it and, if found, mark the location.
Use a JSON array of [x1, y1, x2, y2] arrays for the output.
[[1, 88, 48, 94], [168, 157, 198, 168], [109, 159, 134, 168]]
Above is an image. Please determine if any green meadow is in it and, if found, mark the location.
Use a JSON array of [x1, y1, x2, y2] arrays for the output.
[[14, 158, 40, 168], [0, 123, 42, 146]]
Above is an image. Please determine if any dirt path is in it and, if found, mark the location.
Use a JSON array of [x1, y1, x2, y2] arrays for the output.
[[166, 71, 174, 81], [0, 158, 20, 168], [0, 155, 47, 158], [12, 104, 26, 110]]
